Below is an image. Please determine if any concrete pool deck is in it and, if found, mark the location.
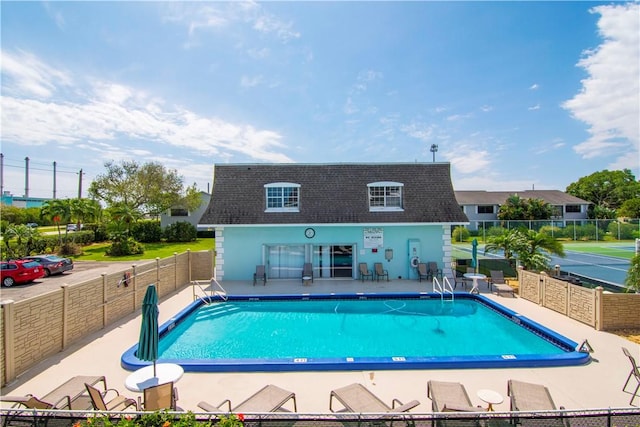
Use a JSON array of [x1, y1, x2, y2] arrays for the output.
[[1, 278, 639, 413]]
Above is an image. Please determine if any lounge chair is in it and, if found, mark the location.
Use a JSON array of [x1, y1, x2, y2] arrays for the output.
[[622, 347, 640, 405], [507, 379, 561, 412], [85, 383, 138, 411], [507, 380, 566, 426], [359, 263, 373, 281], [427, 380, 480, 412], [253, 265, 266, 286], [139, 382, 179, 411], [489, 270, 515, 297], [374, 262, 389, 282], [428, 262, 443, 281], [0, 375, 107, 410], [417, 263, 429, 282], [329, 383, 419, 413], [198, 384, 297, 413], [301, 262, 313, 283]]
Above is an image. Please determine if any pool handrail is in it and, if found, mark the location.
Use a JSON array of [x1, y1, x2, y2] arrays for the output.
[[432, 277, 454, 301], [191, 278, 227, 303]]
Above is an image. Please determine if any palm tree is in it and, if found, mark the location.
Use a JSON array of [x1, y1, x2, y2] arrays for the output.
[[484, 228, 521, 264], [513, 229, 566, 271], [2, 224, 39, 259], [40, 199, 71, 245]]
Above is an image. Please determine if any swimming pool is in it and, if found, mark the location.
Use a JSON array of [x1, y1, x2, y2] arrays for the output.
[[121, 293, 590, 372]]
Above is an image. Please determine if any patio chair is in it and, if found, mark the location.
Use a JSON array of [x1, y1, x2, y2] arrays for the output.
[[453, 269, 467, 289], [417, 263, 429, 282], [329, 383, 419, 413], [489, 270, 514, 297], [359, 263, 373, 281], [198, 384, 297, 413], [622, 347, 640, 405], [301, 263, 313, 283], [427, 380, 480, 412], [0, 375, 107, 410], [253, 265, 266, 286], [374, 262, 389, 282], [428, 262, 443, 281], [85, 383, 138, 411], [139, 382, 179, 411], [507, 379, 566, 426]]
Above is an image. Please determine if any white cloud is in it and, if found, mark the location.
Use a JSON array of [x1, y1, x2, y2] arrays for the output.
[[563, 3, 640, 169], [1, 49, 72, 98], [528, 104, 540, 111], [0, 51, 292, 165], [445, 144, 491, 174], [529, 83, 539, 90], [240, 75, 264, 88]]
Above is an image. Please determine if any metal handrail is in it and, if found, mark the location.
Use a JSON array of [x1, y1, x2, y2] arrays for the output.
[[433, 277, 454, 301], [191, 277, 228, 303]]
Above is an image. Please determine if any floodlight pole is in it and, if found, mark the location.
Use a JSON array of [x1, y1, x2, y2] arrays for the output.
[[430, 144, 438, 162]]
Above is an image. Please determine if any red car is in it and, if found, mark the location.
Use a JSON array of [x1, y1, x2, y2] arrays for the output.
[[1, 260, 45, 287]]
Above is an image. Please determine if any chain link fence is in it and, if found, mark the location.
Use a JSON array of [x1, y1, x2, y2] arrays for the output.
[[2, 408, 640, 427], [463, 219, 639, 242]]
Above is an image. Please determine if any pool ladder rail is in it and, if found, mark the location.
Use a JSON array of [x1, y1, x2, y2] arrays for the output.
[[432, 276, 454, 301], [192, 278, 228, 304]]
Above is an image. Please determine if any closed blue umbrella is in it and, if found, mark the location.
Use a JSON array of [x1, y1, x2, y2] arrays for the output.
[[471, 238, 478, 272], [138, 284, 159, 377]]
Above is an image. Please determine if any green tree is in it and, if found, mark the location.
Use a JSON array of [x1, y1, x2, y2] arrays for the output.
[[618, 198, 640, 218], [89, 160, 186, 218], [70, 198, 103, 225], [2, 224, 39, 259], [625, 254, 640, 293], [525, 198, 553, 220], [0, 204, 27, 224], [497, 194, 527, 220], [566, 169, 640, 217], [40, 199, 71, 246], [513, 229, 565, 271], [484, 228, 522, 262]]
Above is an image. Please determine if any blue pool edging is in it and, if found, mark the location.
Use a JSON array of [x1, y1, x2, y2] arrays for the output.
[[121, 292, 591, 372]]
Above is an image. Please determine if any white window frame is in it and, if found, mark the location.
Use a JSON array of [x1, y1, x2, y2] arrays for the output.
[[264, 182, 301, 212], [367, 181, 404, 212]]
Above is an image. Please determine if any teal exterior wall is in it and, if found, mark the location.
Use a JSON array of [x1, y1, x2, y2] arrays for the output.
[[215, 224, 452, 282]]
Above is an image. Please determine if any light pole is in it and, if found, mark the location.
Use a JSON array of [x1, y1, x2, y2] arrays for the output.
[[430, 144, 438, 162]]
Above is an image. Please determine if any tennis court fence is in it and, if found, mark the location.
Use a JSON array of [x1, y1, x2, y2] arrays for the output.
[[467, 219, 639, 242]]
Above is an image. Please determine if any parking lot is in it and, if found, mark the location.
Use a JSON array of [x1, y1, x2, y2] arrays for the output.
[[0, 260, 136, 301]]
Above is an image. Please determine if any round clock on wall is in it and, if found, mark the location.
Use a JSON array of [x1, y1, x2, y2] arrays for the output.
[[304, 227, 315, 238]]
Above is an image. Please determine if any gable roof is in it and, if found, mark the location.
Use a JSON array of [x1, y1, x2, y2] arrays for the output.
[[454, 190, 591, 206], [200, 163, 469, 225]]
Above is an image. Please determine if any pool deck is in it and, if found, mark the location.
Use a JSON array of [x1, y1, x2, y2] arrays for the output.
[[2, 278, 639, 413]]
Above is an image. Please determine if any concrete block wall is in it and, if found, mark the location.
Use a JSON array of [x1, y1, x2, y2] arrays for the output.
[[518, 268, 638, 331], [601, 293, 640, 330], [0, 250, 213, 386]]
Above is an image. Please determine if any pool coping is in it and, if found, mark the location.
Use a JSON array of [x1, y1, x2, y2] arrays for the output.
[[121, 292, 591, 372]]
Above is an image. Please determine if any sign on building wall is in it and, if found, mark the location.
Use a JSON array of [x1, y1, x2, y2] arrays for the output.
[[363, 227, 383, 248]]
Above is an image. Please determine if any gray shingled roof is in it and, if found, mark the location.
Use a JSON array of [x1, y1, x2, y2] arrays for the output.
[[455, 190, 591, 206], [200, 163, 469, 225]]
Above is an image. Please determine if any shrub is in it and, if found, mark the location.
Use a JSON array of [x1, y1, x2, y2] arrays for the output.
[[164, 221, 197, 242], [132, 220, 163, 243], [106, 237, 145, 256], [452, 226, 470, 242]]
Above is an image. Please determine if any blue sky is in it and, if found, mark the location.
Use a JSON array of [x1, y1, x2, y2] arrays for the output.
[[1, 1, 639, 200]]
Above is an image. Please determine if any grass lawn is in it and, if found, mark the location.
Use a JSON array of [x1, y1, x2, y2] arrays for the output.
[[73, 238, 214, 261]]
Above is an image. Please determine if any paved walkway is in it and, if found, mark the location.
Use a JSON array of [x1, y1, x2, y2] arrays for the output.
[[1, 278, 639, 414]]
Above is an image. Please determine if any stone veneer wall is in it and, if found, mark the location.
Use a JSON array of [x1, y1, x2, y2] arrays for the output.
[[517, 268, 639, 331], [0, 250, 213, 387]]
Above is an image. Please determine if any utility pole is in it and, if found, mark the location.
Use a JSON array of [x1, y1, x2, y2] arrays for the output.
[[53, 161, 57, 199], [25, 157, 30, 197], [77, 168, 84, 199]]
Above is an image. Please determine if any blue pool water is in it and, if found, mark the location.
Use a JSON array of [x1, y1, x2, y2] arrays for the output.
[[121, 293, 590, 372]]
